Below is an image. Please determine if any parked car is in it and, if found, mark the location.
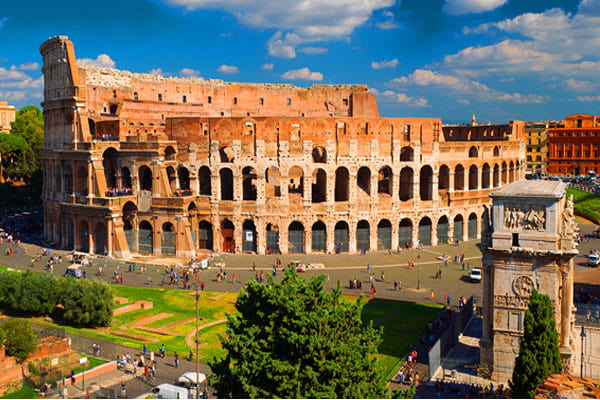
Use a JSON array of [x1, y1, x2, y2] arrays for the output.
[[469, 268, 482, 283]]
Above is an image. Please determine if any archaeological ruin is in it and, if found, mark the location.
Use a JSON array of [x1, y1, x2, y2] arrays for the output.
[[40, 36, 525, 258]]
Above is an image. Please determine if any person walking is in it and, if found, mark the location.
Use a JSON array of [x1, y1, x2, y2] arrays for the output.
[[430, 289, 435, 300], [174, 352, 179, 368], [143, 344, 147, 356]]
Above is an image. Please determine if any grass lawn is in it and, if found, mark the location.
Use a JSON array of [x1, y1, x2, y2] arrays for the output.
[[0, 385, 40, 399], [73, 354, 106, 374], [361, 298, 443, 379], [567, 187, 600, 223]]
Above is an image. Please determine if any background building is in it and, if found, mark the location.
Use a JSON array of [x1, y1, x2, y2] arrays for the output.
[[40, 36, 526, 258], [0, 102, 16, 133], [525, 121, 562, 176], [547, 114, 600, 176]]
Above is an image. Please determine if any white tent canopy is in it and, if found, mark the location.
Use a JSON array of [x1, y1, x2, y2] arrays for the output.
[[178, 372, 207, 386]]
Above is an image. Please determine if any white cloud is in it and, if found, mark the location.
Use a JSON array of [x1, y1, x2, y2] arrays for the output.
[[0, 66, 43, 103], [77, 54, 116, 68], [261, 63, 274, 71], [497, 93, 546, 104], [566, 78, 595, 91], [371, 58, 399, 69], [217, 64, 240, 74], [371, 88, 428, 107], [178, 68, 201, 77], [391, 69, 492, 93], [458, 99, 471, 105], [149, 68, 164, 76], [298, 46, 328, 55], [17, 62, 40, 71], [376, 11, 399, 29], [281, 67, 323, 81], [163, 0, 394, 58], [578, 95, 600, 102], [267, 31, 303, 59], [443, 0, 507, 15]]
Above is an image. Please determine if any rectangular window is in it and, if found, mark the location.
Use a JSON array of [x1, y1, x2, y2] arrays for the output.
[[158, 93, 163, 101], [512, 233, 519, 247], [208, 96, 212, 104], [233, 97, 237, 105], [182, 95, 187, 103], [286, 98, 291, 106], [259, 98, 264, 105], [343, 98, 348, 106]]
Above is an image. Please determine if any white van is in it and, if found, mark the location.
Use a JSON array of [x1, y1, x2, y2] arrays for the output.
[[150, 383, 195, 399], [588, 253, 600, 267]]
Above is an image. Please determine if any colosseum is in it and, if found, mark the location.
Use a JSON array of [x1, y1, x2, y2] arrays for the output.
[[40, 36, 526, 258]]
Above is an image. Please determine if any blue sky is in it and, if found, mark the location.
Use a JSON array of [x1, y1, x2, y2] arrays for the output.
[[1, 0, 599, 123]]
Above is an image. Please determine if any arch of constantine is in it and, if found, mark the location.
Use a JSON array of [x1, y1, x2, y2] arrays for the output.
[[40, 36, 525, 258]]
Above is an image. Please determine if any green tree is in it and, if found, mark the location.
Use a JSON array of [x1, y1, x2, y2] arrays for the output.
[[8, 272, 58, 316], [209, 269, 389, 399], [57, 279, 113, 327], [1, 319, 38, 361], [6, 105, 44, 183], [510, 290, 562, 398]]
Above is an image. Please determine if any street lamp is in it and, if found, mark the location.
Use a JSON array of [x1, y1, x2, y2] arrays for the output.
[[417, 269, 420, 290], [581, 325, 587, 378], [195, 286, 201, 399]]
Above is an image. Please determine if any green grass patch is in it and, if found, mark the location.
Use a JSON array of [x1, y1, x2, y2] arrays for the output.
[[72, 354, 106, 374], [0, 384, 40, 399], [567, 187, 600, 223]]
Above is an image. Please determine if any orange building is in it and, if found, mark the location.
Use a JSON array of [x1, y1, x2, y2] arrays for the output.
[[39, 36, 525, 258], [547, 114, 600, 175]]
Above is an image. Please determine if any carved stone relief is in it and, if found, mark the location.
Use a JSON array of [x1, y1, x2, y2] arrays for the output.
[[504, 203, 546, 231]]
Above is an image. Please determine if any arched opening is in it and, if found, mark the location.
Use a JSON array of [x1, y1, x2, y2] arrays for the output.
[[78, 220, 89, 253], [469, 146, 478, 158], [161, 222, 176, 256], [493, 164, 500, 187], [356, 220, 370, 252], [312, 146, 327, 163], [219, 146, 235, 163], [242, 220, 257, 252], [188, 202, 198, 246], [335, 167, 349, 201], [311, 221, 327, 252], [399, 167, 414, 201], [482, 163, 491, 189], [242, 166, 257, 201], [75, 166, 87, 194], [178, 167, 190, 192], [138, 220, 153, 254], [469, 165, 478, 190], [199, 166, 212, 195], [399, 219, 413, 249], [94, 222, 107, 255], [220, 168, 234, 200], [198, 221, 213, 250], [221, 219, 235, 253], [165, 146, 176, 161], [121, 167, 132, 189], [420, 166, 433, 200], [312, 169, 327, 203], [266, 224, 280, 254], [288, 221, 305, 253], [509, 161, 515, 182], [65, 218, 74, 250], [438, 165, 450, 190], [63, 165, 72, 194], [418, 217, 432, 246], [334, 221, 349, 253], [377, 219, 392, 250], [468, 213, 478, 239], [454, 214, 464, 242], [139, 166, 152, 191], [378, 166, 392, 196], [454, 164, 464, 191], [166, 166, 177, 194], [481, 206, 490, 236], [437, 216, 449, 244], [400, 146, 414, 161], [122, 202, 137, 252], [288, 166, 304, 197], [493, 146, 500, 157], [102, 148, 118, 189], [357, 167, 371, 196], [265, 167, 281, 198], [501, 161, 508, 184]]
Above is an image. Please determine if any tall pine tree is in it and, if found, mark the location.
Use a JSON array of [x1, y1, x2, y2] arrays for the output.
[[510, 290, 562, 398], [209, 269, 389, 398]]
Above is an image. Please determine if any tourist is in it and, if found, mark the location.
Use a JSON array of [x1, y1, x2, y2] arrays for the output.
[[380, 271, 385, 281], [174, 352, 179, 368], [189, 349, 194, 361], [393, 281, 398, 291], [430, 289, 435, 300]]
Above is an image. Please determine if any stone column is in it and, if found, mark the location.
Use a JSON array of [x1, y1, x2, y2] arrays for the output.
[[88, 220, 95, 255], [304, 174, 312, 208], [257, 219, 266, 255], [449, 171, 455, 193], [107, 217, 113, 257], [305, 226, 312, 254], [431, 221, 438, 246], [413, 171, 420, 206], [370, 220, 377, 251], [349, 220, 357, 253], [370, 172, 378, 211], [326, 222, 335, 254], [560, 265, 574, 352], [212, 215, 221, 253], [391, 221, 399, 252], [280, 226, 289, 254], [412, 218, 419, 248], [153, 218, 161, 256]]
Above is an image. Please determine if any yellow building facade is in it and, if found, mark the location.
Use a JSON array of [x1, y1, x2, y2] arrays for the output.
[[0, 102, 16, 133]]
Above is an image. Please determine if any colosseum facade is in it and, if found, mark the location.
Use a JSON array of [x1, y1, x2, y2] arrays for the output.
[[40, 36, 526, 258]]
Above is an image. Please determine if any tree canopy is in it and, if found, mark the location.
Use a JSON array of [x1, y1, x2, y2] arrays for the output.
[[209, 269, 389, 399], [1, 319, 37, 361], [510, 290, 562, 398], [3, 105, 44, 183]]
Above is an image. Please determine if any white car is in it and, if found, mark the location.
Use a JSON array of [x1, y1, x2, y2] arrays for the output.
[[588, 253, 600, 267], [469, 268, 482, 283]]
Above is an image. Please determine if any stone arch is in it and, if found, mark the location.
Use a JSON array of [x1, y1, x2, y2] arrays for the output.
[[400, 146, 414, 161], [102, 147, 119, 188], [139, 166, 152, 191], [221, 219, 235, 252], [78, 220, 89, 252], [312, 146, 327, 163], [199, 166, 211, 195], [357, 166, 371, 196], [493, 145, 500, 157], [178, 166, 190, 191], [265, 166, 281, 198], [377, 219, 392, 250], [166, 166, 177, 193], [453, 214, 464, 242], [482, 163, 491, 189], [242, 166, 257, 201], [266, 223, 280, 253], [377, 166, 392, 196], [509, 161, 515, 182], [399, 167, 414, 201], [468, 212, 478, 239], [399, 218, 413, 248], [220, 168, 234, 200], [469, 165, 478, 190], [165, 146, 176, 161], [122, 201, 138, 251], [199, 220, 213, 250], [311, 220, 327, 252], [501, 161, 508, 184], [242, 219, 257, 252], [288, 221, 305, 254], [288, 166, 304, 197], [121, 166, 132, 189], [219, 146, 235, 163], [94, 221, 107, 255], [420, 165, 433, 200], [454, 164, 465, 191], [334, 221, 349, 253], [437, 215, 449, 244], [63, 164, 73, 193], [356, 220, 370, 252], [418, 217, 432, 246], [138, 220, 153, 254], [312, 168, 327, 203], [75, 166, 87, 194], [161, 222, 176, 256], [335, 167, 349, 201], [439, 164, 450, 190], [469, 146, 478, 158], [493, 163, 500, 187]]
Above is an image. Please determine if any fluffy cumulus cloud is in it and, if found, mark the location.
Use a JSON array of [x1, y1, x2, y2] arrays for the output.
[[566, 78, 595, 91], [298, 46, 328, 55], [371, 58, 399, 69], [178, 68, 201, 77], [281, 67, 323, 81], [163, 0, 394, 58], [443, 0, 507, 15], [578, 95, 600, 102], [370, 88, 428, 107], [149, 68, 164, 76], [261, 63, 274, 71], [217, 64, 240, 74], [376, 11, 399, 29], [0, 64, 43, 103], [77, 54, 116, 68]]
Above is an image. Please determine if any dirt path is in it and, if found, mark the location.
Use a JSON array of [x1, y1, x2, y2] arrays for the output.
[[185, 319, 228, 347]]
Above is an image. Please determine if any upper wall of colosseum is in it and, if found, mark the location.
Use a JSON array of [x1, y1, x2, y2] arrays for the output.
[[442, 121, 524, 141]]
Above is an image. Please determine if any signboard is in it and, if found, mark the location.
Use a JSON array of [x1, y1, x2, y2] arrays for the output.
[[245, 231, 253, 241], [51, 358, 59, 366], [79, 357, 88, 364]]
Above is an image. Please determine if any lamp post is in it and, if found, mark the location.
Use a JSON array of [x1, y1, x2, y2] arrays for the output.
[[417, 269, 420, 290], [580, 325, 587, 378], [195, 285, 200, 399]]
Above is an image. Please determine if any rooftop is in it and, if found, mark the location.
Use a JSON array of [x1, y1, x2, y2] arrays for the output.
[[490, 180, 567, 199]]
